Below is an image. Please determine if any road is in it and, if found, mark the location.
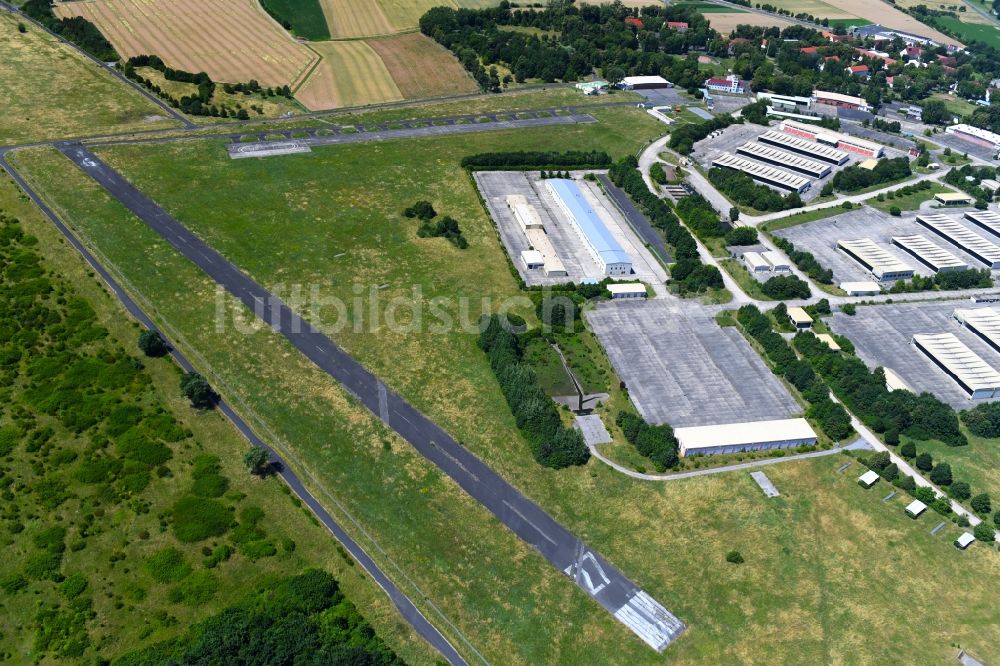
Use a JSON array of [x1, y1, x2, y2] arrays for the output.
[[53, 144, 687, 652], [0, 154, 470, 665]]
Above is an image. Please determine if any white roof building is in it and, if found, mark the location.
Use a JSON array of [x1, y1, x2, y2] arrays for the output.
[[945, 123, 1000, 150], [883, 367, 912, 392], [675, 418, 817, 457], [788, 306, 813, 329], [743, 251, 771, 272], [915, 214, 1000, 269], [762, 250, 790, 271], [620, 75, 671, 89], [607, 283, 647, 299], [839, 281, 881, 295], [712, 153, 811, 193], [890, 234, 968, 273], [905, 499, 927, 517], [964, 210, 1000, 239], [757, 130, 849, 165], [953, 307, 1000, 353], [858, 470, 880, 487], [520, 249, 544, 268], [955, 531, 976, 549], [837, 238, 914, 281], [735, 142, 831, 178], [912, 332, 1000, 399], [979, 179, 1000, 194]]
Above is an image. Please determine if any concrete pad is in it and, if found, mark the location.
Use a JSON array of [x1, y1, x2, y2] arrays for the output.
[[750, 471, 780, 497], [576, 414, 612, 446]]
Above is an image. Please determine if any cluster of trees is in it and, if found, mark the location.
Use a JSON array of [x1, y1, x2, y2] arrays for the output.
[[460, 151, 611, 170], [725, 226, 758, 246], [793, 332, 967, 446], [761, 274, 810, 299], [863, 117, 902, 134], [943, 164, 998, 204], [478, 315, 589, 468], [403, 200, 468, 248], [669, 115, 742, 155], [888, 268, 992, 293], [740, 99, 771, 125], [23, 0, 118, 61], [736, 305, 852, 441], [708, 168, 803, 212], [961, 401, 1000, 438], [771, 237, 833, 284], [832, 157, 912, 193], [608, 157, 723, 295], [616, 412, 678, 471], [675, 193, 725, 240]]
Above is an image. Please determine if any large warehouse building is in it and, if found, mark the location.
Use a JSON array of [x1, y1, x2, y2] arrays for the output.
[[911, 332, 1000, 399], [780, 119, 884, 158], [915, 214, 1000, 269], [964, 210, 1000, 239], [954, 307, 1000, 353], [945, 124, 1000, 151], [890, 234, 968, 273], [757, 130, 849, 165], [734, 142, 831, 178], [546, 179, 633, 276], [675, 418, 818, 457], [837, 238, 914, 280], [813, 90, 870, 112], [711, 153, 811, 193], [505, 195, 567, 277]]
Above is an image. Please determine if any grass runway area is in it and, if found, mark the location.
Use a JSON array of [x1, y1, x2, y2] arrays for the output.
[[8, 102, 1000, 661]]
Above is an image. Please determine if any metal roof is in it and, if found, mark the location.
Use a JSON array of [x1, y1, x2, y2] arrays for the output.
[[607, 283, 646, 295], [758, 130, 849, 164], [905, 499, 927, 516], [787, 306, 813, 323], [675, 418, 816, 452], [735, 142, 830, 177], [711, 153, 811, 192], [781, 119, 883, 154], [890, 234, 967, 272], [839, 280, 881, 294], [915, 214, 1000, 267], [761, 250, 789, 268], [858, 470, 880, 485], [946, 123, 1000, 148], [837, 238, 914, 278], [954, 307, 1000, 351], [816, 333, 841, 350], [622, 75, 669, 85], [743, 251, 770, 270], [912, 332, 1000, 393], [955, 531, 976, 548], [546, 179, 632, 266], [935, 192, 975, 203], [964, 210, 1000, 239], [814, 90, 867, 107]]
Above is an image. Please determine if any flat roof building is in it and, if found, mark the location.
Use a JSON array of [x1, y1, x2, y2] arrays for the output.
[[620, 75, 671, 90], [890, 234, 968, 273], [935, 192, 975, 206], [813, 90, 870, 111], [858, 470, 880, 488], [762, 250, 790, 271], [816, 333, 841, 351], [523, 227, 567, 277], [507, 196, 544, 232], [711, 153, 811, 193], [915, 214, 1000, 268], [788, 306, 813, 329], [955, 531, 976, 549], [675, 418, 817, 457], [884, 367, 912, 392], [953, 307, 1000, 353], [837, 238, 915, 281], [945, 123, 1000, 151], [758, 130, 849, 165], [743, 251, 771, 273], [607, 283, 647, 299], [521, 249, 544, 269], [912, 332, 1000, 399], [735, 142, 831, 178], [839, 280, 881, 295], [546, 179, 632, 276], [979, 179, 1000, 195], [780, 119, 884, 158], [905, 499, 927, 518]]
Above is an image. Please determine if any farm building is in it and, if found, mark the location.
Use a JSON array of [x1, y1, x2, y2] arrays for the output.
[[521, 249, 544, 270], [607, 283, 647, 299], [911, 332, 1000, 399], [704, 74, 748, 94], [780, 119, 884, 158], [711, 153, 810, 193], [890, 235, 968, 273], [743, 251, 771, 273], [813, 90, 870, 111], [735, 142, 831, 178], [955, 532, 976, 549], [757, 130, 849, 165], [836, 238, 915, 281], [762, 250, 790, 271], [816, 333, 841, 351], [858, 470, 880, 488], [674, 418, 817, 457], [619, 75, 671, 90], [964, 210, 1000, 239], [934, 192, 975, 206], [944, 124, 1000, 151], [839, 281, 881, 295], [905, 499, 927, 518], [915, 214, 1000, 268], [953, 307, 1000, 353], [787, 307, 813, 330], [546, 179, 632, 276]]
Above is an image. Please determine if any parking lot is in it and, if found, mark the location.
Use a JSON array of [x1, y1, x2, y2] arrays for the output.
[[587, 300, 802, 427], [774, 205, 1000, 283], [830, 301, 1000, 409], [475, 171, 668, 292], [932, 131, 996, 162]]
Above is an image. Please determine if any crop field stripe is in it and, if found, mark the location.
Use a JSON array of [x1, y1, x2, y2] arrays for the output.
[[377, 0, 459, 32], [295, 40, 403, 110], [321, 0, 394, 38], [367, 33, 477, 99]]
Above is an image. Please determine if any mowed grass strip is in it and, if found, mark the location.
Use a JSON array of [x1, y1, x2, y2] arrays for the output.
[[0, 13, 178, 143], [55, 0, 318, 86], [296, 40, 403, 110], [319, 0, 395, 38], [367, 33, 477, 99]]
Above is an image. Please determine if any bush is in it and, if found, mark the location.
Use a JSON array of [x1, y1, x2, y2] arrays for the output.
[[725, 550, 744, 564], [971, 493, 992, 515], [915, 452, 933, 471], [138, 330, 169, 357], [725, 226, 758, 246], [761, 275, 810, 300], [180, 372, 215, 409], [949, 481, 971, 500], [889, 206, 901, 216], [171, 497, 232, 543], [884, 430, 899, 446], [929, 462, 952, 486], [402, 201, 436, 220], [881, 463, 899, 482], [616, 412, 678, 471], [146, 548, 192, 584], [973, 523, 996, 542], [867, 451, 890, 472], [961, 401, 1000, 437], [900, 441, 916, 458], [898, 475, 916, 492]]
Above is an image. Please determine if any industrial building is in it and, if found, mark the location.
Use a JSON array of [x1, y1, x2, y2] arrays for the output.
[[934, 192, 975, 206], [507, 195, 544, 231], [915, 214, 1000, 269], [505, 195, 567, 277], [546, 179, 633, 276], [734, 142, 831, 178], [520, 249, 544, 270], [743, 251, 771, 273], [674, 418, 817, 457], [905, 499, 927, 518], [964, 210, 1000, 239], [980, 179, 1000, 196], [911, 332, 1000, 399], [858, 470, 880, 488], [813, 90, 870, 111], [757, 130, 849, 165], [762, 250, 790, 271], [780, 119, 884, 158], [711, 153, 811, 193], [954, 307, 1000, 353], [944, 123, 1000, 151], [839, 281, 881, 295], [607, 283, 647, 299], [837, 238, 915, 281], [955, 532, 976, 549], [575, 80, 608, 95], [619, 75, 671, 90], [788, 306, 813, 330], [890, 234, 968, 273]]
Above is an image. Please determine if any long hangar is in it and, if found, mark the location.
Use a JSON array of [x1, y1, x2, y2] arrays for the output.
[[674, 418, 817, 457], [546, 179, 633, 276], [711, 153, 811, 193]]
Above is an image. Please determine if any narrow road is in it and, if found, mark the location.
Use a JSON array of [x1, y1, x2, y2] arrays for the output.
[[0, 155, 469, 665], [597, 173, 672, 264], [52, 144, 687, 652]]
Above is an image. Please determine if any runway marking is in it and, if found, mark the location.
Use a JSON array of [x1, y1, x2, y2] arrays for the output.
[[502, 500, 557, 547]]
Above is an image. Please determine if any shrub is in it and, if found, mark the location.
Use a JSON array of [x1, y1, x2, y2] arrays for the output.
[[137, 330, 168, 357], [900, 441, 916, 458], [949, 481, 971, 500], [116, 429, 172, 466], [884, 430, 900, 446], [0, 573, 27, 594], [725, 226, 758, 246], [867, 451, 890, 472], [889, 206, 901, 216], [616, 412, 678, 471], [402, 200, 436, 220], [761, 275, 810, 300], [147, 547, 192, 584], [960, 401, 1000, 437], [930, 462, 953, 486], [192, 473, 229, 498], [171, 497, 232, 543], [913, 486, 936, 504], [958, 514, 970, 527], [174, 570, 218, 605], [973, 523, 996, 542], [58, 574, 88, 599], [881, 463, 899, 482], [915, 452, 933, 471], [180, 372, 215, 409], [971, 493, 992, 515], [240, 540, 278, 561], [898, 475, 916, 492], [725, 550, 744, 564]]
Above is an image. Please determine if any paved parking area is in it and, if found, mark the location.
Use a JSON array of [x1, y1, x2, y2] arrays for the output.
[[829, 302, 1000, 409], [932, 131, 996, 162], [587, 300, 801, 427], [576, 414, 613, 445]]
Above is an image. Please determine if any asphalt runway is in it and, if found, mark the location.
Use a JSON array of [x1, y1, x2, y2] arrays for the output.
[[57, 145, 686, 652]]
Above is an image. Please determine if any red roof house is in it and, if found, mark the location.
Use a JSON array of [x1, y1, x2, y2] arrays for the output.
[[667, 21, 688, 32], [624, 17, 643, 28], [800, 46, 819, 54], [848, 64, 870, 76]]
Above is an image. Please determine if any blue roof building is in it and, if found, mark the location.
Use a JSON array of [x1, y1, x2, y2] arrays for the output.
[[545, 179, 633, 276]]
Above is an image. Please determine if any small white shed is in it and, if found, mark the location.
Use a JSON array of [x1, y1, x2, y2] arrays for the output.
[[521, 249, 544, 270], [905, 499, 927, 518], [858, 470, 880, 488], [954, 532, 976, 549]]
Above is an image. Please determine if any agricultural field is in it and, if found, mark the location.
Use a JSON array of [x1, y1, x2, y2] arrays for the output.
[[295, 40, 403, 110], [0, 173, 435, 664], [260, 0, 330, 40], [367, 33, 478, 99], [932, 14, 1000, 48], [706, 12, 796, 32], [9, 103, 1000, 661], [0, 12, 178, 144], [54, 0, 318, 86]]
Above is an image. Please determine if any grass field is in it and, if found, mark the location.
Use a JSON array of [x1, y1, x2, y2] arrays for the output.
[[9, 101, 1000, 661], [319, 0, 393, 37], [367, 33, 478, 99], [54, 0, 318, 86], [906, 428, 1000, 508], [0, 172, 436, 664], [136, 67, 303, 119], [261, 0, 331, 40], [0, 13, 179, 144], [296, 40, 403, 110], [933, 14, 1000, 48], [675, 2, 745, 13]]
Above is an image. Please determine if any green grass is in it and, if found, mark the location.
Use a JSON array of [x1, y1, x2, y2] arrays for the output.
[[761, 205, 845, 232], [261, 0, 330, 40], [10, 104, 1000, 662], [934, 15, 1000, 49], [522, 337, 576, 395], [901, 427, 1000, 503], [720, 258, 773, 300], [868, 183, 954, 213], [825, 17, 871, 27]]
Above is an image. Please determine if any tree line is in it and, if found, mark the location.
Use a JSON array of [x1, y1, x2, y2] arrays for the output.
[[669, 115, 742, 156], [478, 315, 590, 469], [772, 236, 834, 284], [460, 151, 612, 170], [831, 157, 912, 193], [708, 167, 803, 213], [616, 412, 678, 471], [22, 0, 118, 61]]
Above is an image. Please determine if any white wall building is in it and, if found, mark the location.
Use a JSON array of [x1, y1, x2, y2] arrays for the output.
[[546, 179, 633, 276], [675, 418, 817, 457], [607, 283, 647, 299]]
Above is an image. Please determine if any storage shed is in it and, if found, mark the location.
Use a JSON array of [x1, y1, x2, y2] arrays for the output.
[[762, 250, 790, 271], [743, 251, 771, 273], [858, 470, 880, 488], [607, 283, 647, 299], [955, 531, 976, 549], [520, 249, 544, 270], [787, 306, 813, 330], [675, 418, 817, 457], [839, 281, 881, 296], [935, 192, 975, 206], [905, 499, 927, 518]]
